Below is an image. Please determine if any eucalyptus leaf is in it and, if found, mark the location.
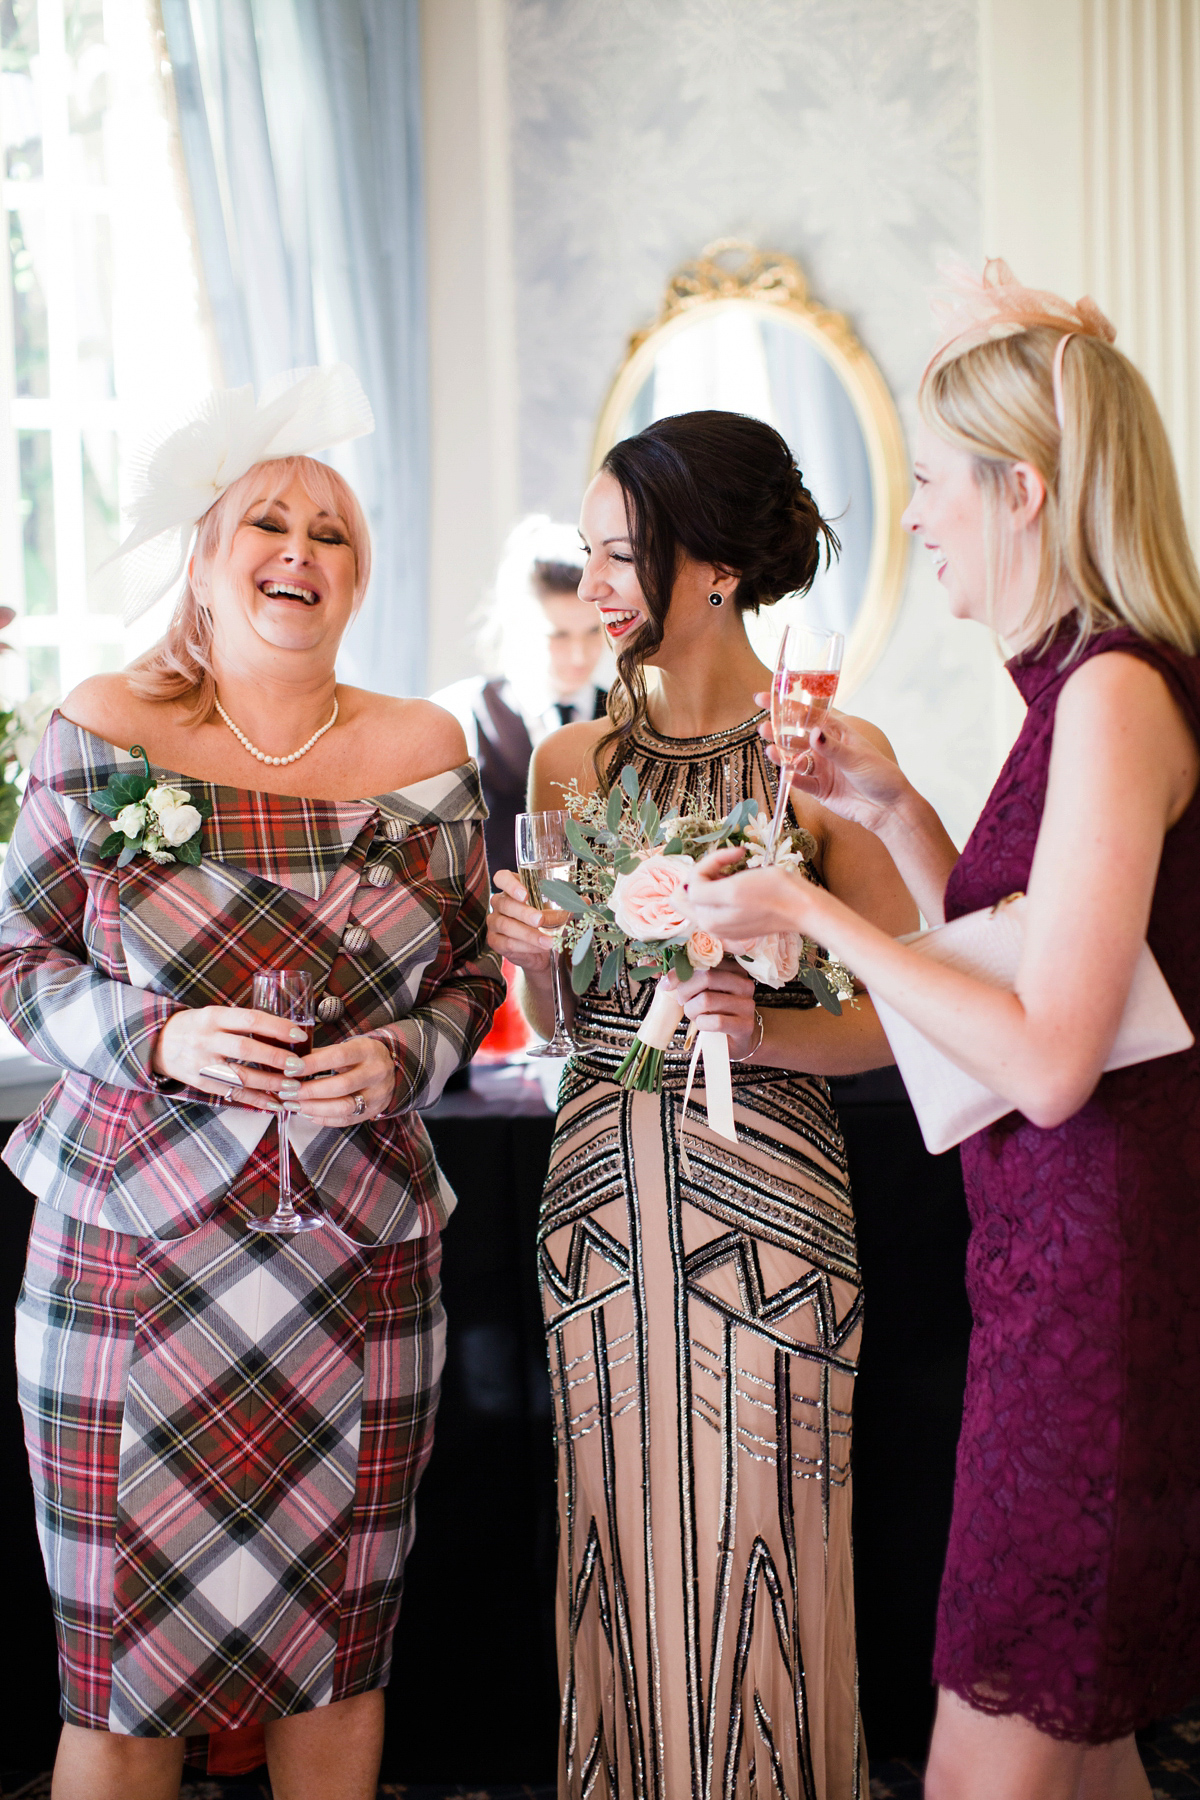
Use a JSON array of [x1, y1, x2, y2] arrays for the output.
[[538, 877, 587, 914], [639, 797, 660, 842], [620, 764, 640, 803], [598, 945, 623, 993], [613, 847, 639, 874], [627, 964, 662, 986], [801, 966, 843, 1016], [571, 925, 595, 966], [606, 787, 623, 833], [565, 817, 599, 865], [660, 836, 684, 856], [116, 841, 140, 869], [570, 944, 597, 993], [673, 946, 693, 982]]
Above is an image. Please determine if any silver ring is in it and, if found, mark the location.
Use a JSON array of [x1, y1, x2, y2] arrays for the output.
[[353, 1092, 366, 1117], [224, 1087, 235, 1105], [200, 1063, 241, 1086], [800, 751, 815, 778]]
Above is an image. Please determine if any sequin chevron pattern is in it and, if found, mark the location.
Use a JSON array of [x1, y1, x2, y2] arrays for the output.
[[539, 717, 866, 1800]]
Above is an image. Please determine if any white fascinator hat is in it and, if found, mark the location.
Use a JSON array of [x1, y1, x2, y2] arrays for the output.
[[113, 363, 375, 626]]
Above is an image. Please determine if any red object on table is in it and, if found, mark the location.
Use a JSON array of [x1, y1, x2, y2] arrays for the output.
[[476, 960, 533, 1059]]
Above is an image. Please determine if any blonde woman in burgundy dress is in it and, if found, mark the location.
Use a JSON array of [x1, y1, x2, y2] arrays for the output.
[[490, 412, 918, 1800], [690, 267, 1200, 1799]]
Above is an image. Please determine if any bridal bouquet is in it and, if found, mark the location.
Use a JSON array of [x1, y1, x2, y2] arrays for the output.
[[539, 766, 854, 1103]]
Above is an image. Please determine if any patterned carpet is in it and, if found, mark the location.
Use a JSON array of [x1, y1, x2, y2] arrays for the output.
[[4, 1709, 1200, 1798]]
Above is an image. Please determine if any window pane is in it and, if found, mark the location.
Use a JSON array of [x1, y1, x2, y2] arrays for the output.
[[76, 210, 114, 401], [83, 427, 119, 610], [65, 0, 108, 187], [18, 430, 55, 614], [27, 645, 60, 705], [9, 207, 48, 397], [1, 0, 43, 180]]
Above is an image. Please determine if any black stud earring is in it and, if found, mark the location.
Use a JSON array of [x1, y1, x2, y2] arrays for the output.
[[708, 591, 724, 607]]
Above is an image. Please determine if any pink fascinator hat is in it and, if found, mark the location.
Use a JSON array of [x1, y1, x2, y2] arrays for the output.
[[924, 258, 1117, 430]]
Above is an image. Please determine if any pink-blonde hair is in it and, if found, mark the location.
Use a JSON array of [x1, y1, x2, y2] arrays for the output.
[[128, 455, 371, 721]]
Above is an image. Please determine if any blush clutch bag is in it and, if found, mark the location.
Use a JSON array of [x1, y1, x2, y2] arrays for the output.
[[871, 894, 1195, 1155]]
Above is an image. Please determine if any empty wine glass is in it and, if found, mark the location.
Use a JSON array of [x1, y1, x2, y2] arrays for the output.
[[767, 625, 844, 863], [246, 969, 324, 1235], [516, 811, 593, 1057]]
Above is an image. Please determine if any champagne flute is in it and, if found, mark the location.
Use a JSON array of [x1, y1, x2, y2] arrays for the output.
[[767, 624, 844, 863], [246, 969, 325, 1235], [516, 811, 593, 1057]]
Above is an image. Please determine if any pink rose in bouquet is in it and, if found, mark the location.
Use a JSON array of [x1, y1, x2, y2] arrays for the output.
[[609, 851, 694, 943], [686, 929, 725, 970], [735, 932, 802, 988]]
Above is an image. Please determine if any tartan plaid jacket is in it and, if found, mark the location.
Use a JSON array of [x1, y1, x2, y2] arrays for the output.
[[0, 715, 504, 1244]]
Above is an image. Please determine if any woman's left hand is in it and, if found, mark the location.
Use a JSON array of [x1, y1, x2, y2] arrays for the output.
[[292, 1033, 397, 1125], [666, 960, 759, 1057], [686, 847, 828, 943]]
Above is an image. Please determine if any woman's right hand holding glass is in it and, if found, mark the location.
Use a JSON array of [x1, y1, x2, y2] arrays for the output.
[[754, 688, 911, 836], [152, 1005, 312, 1108], [487, 869, 557, 983]]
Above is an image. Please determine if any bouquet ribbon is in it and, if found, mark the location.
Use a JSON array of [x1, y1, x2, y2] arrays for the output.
[[639, 979, 738, 1176]]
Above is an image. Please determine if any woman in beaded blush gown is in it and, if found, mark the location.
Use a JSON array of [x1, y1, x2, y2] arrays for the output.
[[689, 264, 1200, 1800], [489, 413, 918, 1800]]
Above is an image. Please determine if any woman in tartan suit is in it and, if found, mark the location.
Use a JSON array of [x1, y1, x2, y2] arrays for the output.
[[4, 392, 503, 1799]]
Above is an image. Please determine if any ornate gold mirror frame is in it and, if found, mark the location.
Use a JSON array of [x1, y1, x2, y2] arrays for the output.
[[592, 242, 910, 697]]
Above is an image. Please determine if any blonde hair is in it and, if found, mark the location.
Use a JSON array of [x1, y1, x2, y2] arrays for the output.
[[920, 325, 1200, 655], [128, 455, 371, 720]]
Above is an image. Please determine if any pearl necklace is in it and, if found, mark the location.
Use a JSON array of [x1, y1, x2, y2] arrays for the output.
[[214, 695, 340, 766]]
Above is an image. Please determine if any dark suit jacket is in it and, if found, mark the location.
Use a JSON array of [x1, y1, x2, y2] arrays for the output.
[[465, 679, 607, 879]]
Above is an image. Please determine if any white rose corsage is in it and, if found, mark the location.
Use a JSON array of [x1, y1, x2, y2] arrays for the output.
[[92, 746, 212, 867]]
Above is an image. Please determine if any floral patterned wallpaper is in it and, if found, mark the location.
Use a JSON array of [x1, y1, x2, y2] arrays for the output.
[[506, 0, 1014, 844]]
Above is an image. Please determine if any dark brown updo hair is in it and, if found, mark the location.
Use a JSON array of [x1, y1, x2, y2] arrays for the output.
[[594, 411, 838, 783]]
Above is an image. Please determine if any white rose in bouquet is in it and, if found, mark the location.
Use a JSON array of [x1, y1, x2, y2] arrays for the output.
[[115, 802, 147, 839]]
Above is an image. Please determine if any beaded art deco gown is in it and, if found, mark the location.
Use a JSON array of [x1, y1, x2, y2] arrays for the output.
[[539, 716, 866, 1800]]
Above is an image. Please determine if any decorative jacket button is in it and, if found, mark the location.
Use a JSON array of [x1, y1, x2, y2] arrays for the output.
[[382, 818, 408, 842], [366, 863, 395, 887], [341, 923, 371, 952], [316, 994, 345, 1022]]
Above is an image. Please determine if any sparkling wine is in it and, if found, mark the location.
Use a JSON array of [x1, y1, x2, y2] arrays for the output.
[[771, 667, 840, 762], [521, 860, 571, 909]]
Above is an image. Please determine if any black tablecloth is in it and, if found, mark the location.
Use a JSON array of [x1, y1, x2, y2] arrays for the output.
[[0, 1068, 969, 1781]]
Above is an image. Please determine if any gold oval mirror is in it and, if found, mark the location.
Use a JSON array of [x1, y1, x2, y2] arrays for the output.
[[592, 242, 910, 697]]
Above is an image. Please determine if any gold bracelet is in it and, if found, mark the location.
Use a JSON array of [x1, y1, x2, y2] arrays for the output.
[[734, 1009, 765, 1062]]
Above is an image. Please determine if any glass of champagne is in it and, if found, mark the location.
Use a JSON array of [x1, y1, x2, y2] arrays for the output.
[[516, 811, 592, 1057], [245, 969, 324, 1235], [767, 624, 844, 863]]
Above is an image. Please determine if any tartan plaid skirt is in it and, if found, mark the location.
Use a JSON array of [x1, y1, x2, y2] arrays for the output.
[[14, 1140, 444, 1737]]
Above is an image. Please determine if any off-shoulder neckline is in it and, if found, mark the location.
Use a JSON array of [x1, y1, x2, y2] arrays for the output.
[[46, 710, 472, 810]]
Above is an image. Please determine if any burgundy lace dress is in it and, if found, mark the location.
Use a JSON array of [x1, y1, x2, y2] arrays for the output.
[[934, 624, 1200, 1742]]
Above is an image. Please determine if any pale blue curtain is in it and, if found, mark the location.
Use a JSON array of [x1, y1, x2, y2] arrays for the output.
[[161, 0, 428, 695]]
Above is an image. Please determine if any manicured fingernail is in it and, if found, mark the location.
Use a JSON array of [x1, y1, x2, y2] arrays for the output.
[[279, 1080, 302, 1098], [289, 1026, 307, 1042], [284, 1056, 304, 1075]]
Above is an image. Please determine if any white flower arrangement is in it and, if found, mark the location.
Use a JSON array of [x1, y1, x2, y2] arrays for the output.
[[92, 749, 212, 867]]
